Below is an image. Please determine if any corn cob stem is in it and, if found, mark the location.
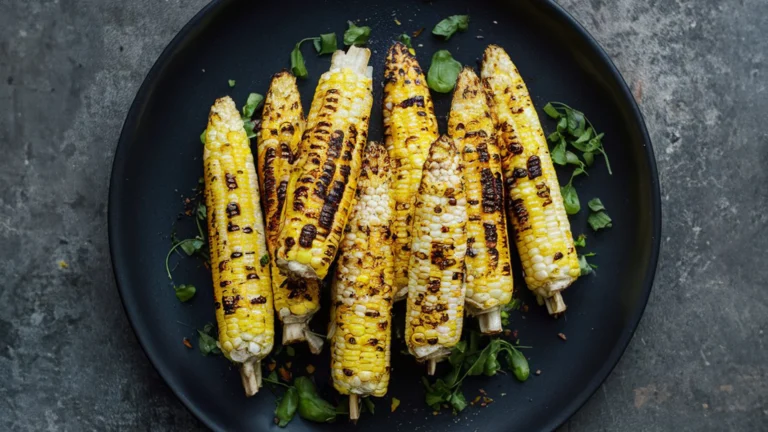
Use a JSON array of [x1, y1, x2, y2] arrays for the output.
[[239, 359, 262, 396], [478, 309, 503, 334], [427, 359, 437, 376], [349, 395, 360, 422]]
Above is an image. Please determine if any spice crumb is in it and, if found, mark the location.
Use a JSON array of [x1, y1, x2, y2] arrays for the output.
[[500, 393, 507, 397], [58, 260, 69, 269], [278, 367, 292, 381], [306, 364, 316, 374], [394, 18, 401, 25], [479, 388, 487, 395], [702, 403, 709, 409], [535, 369, 542, 376], [391, 397, 401, 412], [476, 35, 484, 39], [267, 360, 277, 371], [182, 337, 192, 349], [493, 20, 498, 24], [557, 332, 567, 341], [285, 361, 292, 369]]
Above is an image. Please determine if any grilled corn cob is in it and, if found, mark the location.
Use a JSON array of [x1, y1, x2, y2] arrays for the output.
[[330, 141, 394, 420], [275, 46, 373, 350], [202, 96, 274, 395], [405, 135, 467, 373], [448, 67, 514, 334], [383, 42, 440, 300], [256, 71, 321, 349], [481, 45, 580, 315]]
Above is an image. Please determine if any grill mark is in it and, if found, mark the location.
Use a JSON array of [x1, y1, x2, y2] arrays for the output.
[[527, 156, 542, 179], [226, 202, 240, 218], [247, 273, 259, 280], [227, 222, 240, 232], [399, 95, 425, 108], [328, 130, 344, 159], [222, 296, 238, 315], [231, 252, 243, 259], [510, 198, 529, 225], [483, 223, 498, 246], [280, 143, 295, 164], [431, 243, 456, 270], [242, 226, 253, 234], [536, 182, 553, 206], [220, 280, 231, 288], [250, 295, 267, 304], [318, 180, 345, 230], [554, 252, 564, 261], [315, 160, 336, 198], [218, 260, 229, 272], [262, 148, 278, 219], [299, 224, 317, 248], [293, 186, 309, 212], [225, 173, 238, 190], [480, 168, 501, 213], [513, 168, 527, 178]]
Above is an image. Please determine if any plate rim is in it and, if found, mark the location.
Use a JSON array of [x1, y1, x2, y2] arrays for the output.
[[108, 0, 662, 430]]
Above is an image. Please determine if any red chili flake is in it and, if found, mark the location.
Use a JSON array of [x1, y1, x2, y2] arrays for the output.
[[557, 333, 567, 341], [503, 329, 512, 337], [413, 28, 425, 37], [182, 338, 192, 349], [285, 361, 292, 369], [278, 367, 292, 381], [522, 304, 529, 313], [267, 361, 277, 372]]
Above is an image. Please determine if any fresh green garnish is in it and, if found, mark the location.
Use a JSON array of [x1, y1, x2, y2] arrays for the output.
[[578, 252, 598, 276], [275, 387, 299, 427], [587, 211, 613, 231], [228, 79, 236, 87], [588, 198, 605, 212], [313, 33, 338, 55], [260, 254, 270, 266], [165, 236, 208, 279], [560, 167, 587, 215], [427, 50, 462, 93], [500, 298, 522, 326], [200, 130, 206, 144], [343, 21, 371, 46], [174, 284, 196, 302], [286, 346, 295, 357], [362, 397, 375, 414], [423, 332, 529, 413], [197, 323, 221, 356], [241, 93, 264, 138], [398, 33, 413, 49], [291, 39, 312, 79], [544, 102, 612, 174], [574, 233, 587, 248], [295, 377, 337, 422], [432, 15, 469, 40]]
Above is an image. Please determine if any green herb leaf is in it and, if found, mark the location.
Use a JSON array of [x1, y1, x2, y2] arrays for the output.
[[286, 346, 295, 357], [551, 139, 567, 166], [174, 284, 196, 302], [180, 238, 205, 256], [363, 397, 375, 414], [447, 387, 468, 412], [196, 203, 207, 221], [483, 341, 502, 376], [557, 117, 568, 133], [313, 33, 338, 54], [344, 21, 371, 46], [398, 33, 413, 48], [574, 127, 593, 144], [583, 151, 595, 166], [565, 150, 582, 166], [423, 378, 453, 409], [275, 387, 299, 427], [561, 183, 580, 215], [574, 233, 586, 248], [200, 130, 206, 144], [267, 370, 279, 382], [228, 79, 236, 87], [197, 323, 221, 356], [543, 103, 561, 119], [291, 43, 309, 79], [505, 348, 530, 381], [427, 50, 462, 93], [566, 108, 586, 136], [260, 254, 270, 266], [587, 211, 612, 231], [547, 131, 562, 143], [588, 198, 605, 212], [578, 253, 598, 275], [242, 93, 264, 119], [432, 15, 469, 40], [295, 377, 337, 423]]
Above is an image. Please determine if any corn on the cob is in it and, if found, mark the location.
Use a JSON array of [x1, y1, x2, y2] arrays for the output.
[[330, 141, 394, 420], [275, 46, 373, 350], [256, 71, 322, 350], [383, 42, 440, 301], [202, 96, 274, 396], [448, 67, 514, 334], [405, 135, 467, 373], [481, 45, 580, 315]]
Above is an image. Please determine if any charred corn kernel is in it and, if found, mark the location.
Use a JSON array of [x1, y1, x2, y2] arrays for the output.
[[331, 141, 394, 398], [275, 46, 373, 351], [202, 96, 274, 396], [277, 45, 373, 281], [481, 45, 580, 315], [383, 42, 440, 300], [448, 67, 514, 334], [405, 135, 467, 364], [256, 71, 311, 345]]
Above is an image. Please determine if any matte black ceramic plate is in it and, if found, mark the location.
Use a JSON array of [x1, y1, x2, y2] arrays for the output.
[[109, 0, 660, 430]]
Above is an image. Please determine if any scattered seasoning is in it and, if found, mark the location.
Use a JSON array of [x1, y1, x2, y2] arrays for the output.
[[503, 329, 512, 337], [278, 367, 292, 382], [478, 388, 487, 396], [476, 35, 484, 39], [522, 304, 529, 313], [557, 333, 567, 341], [268, 360, 277, 371], [413, 27, 425, 37], [493, 20, 498, 24], [306, 364, 316, 374], [285, 361, 293, 369], [432, 411, 439, 416], [182, 337, 193, 349], [535, 369, 542, 376], [500, 393, 507, 397], [228, 79, 236, 87], [58, 260, 69, 269], [391, 397, 401, 412], [471, 396, 481, 406], [394, 18, 401, 25]]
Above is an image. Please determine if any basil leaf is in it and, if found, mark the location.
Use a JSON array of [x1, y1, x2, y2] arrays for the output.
[[551, 139, 567, 165], [583, 151, 595, 166], [314, 33, 337, 55], [344, 21, 371, 46], [200, 130, 206, 144], [588, 198, 605, 212], [543, 102, 561, 119], [565, 150, 581, 166], [505, 348, 530, 381], [448, 388, 468, 412], [275, 387, 299, 427], [398, 33, 412, 48], [228, 79, 235, 88], [174, 284, 196, 302], [427, 50, 462, 93], [295, 377, 337, 423], [197, 323, 221, 356], [241, 93, 264, 120], [291, 43, 308, 79], [587, 211, 612, 231], [432, 15, 469, 40], [561, 183, 580, 215], [574, 233, 586, 248]]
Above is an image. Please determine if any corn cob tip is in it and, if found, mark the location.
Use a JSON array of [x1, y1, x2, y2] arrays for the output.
[[427, 359, 438, 376], [331, 45, 372, 77], [477, 309, 503, 335], [240, 359, 262, 397], [349, 395, 360, 422], [545, 292, 567, 315], [282, 322, 324, 354]]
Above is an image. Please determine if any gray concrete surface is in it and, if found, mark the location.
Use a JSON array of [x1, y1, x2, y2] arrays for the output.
[[0, 0, 766, 431]]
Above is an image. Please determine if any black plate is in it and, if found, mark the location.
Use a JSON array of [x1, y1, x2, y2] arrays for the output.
[[109, 0, 660, 430]]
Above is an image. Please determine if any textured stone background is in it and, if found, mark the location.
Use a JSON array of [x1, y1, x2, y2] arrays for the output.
[[0, 0, 766, 431]]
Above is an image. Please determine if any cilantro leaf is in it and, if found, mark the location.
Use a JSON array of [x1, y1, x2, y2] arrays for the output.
[[197, 323, 221, 356], [291, 41, 310, 79], [174, 284, 196, 302], [587, 211, 612, 231], [432, 15, 469, 40], [260, 254, 270, 266], [574, 233, 586, 248], [242, 93, 264, 119], [579, 253, 598, 276], [551, 139, 567, 166], [561, 183, 580, 215], [588, 198, 605, 212], [543, 102, 561, 119], [200, 130, 206, 144], [344, 21, 371, 46], [313, 33, 337, 55], [275, 387, 299, 427], [228, 79, 236, 88], [398, 33, 413, 48]]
